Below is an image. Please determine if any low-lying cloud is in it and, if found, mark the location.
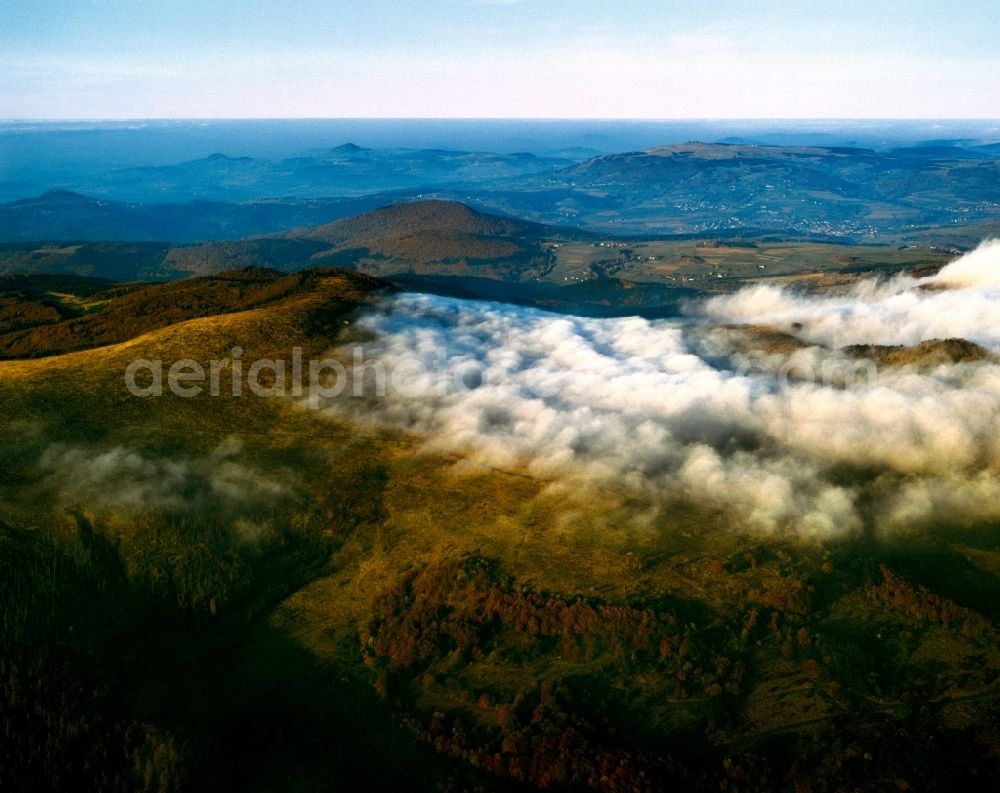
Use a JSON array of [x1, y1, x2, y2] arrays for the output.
[[700, 245, 1000, 350], [38, 436, 288, 544], [314, 241, 1000, 537]]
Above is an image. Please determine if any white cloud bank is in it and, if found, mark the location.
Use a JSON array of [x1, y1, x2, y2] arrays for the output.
[[700, 239, 1000, 349], [316, 241, 1000, 537]]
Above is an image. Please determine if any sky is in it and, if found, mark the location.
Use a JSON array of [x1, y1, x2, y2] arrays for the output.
[[2, 0, 998, 119]]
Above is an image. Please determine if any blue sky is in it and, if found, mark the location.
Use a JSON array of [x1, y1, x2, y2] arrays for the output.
[[2, 0, 997, 118]]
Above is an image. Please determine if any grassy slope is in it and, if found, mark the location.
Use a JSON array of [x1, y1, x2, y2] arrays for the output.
[[0, 268, 387, 359]]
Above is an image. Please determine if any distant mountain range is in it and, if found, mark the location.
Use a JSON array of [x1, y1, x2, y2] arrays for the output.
[[465, 142, 1000, 238], [1, 145, 575, 204], [3, 141, 1000, 245], [0, 190, 416, 243]]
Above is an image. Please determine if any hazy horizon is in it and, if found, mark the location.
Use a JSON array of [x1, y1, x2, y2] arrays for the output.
[[4, 0, 999, 119]]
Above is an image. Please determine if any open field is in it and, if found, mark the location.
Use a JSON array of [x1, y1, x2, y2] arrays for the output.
[[543, 238, 953, 289]]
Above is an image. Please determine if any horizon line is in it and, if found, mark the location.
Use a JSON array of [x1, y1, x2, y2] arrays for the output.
[[5, 117, 1000, 123]]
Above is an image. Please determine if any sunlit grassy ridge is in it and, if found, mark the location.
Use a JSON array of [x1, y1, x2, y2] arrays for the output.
[[2, 269, 1000, 791], [0, 266, 389, 359]]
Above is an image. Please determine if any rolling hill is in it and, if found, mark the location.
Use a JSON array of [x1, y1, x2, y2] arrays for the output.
[[289, 199, 566, 279], [291, 198, 551, 244], [0, 199, 586, 285]]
